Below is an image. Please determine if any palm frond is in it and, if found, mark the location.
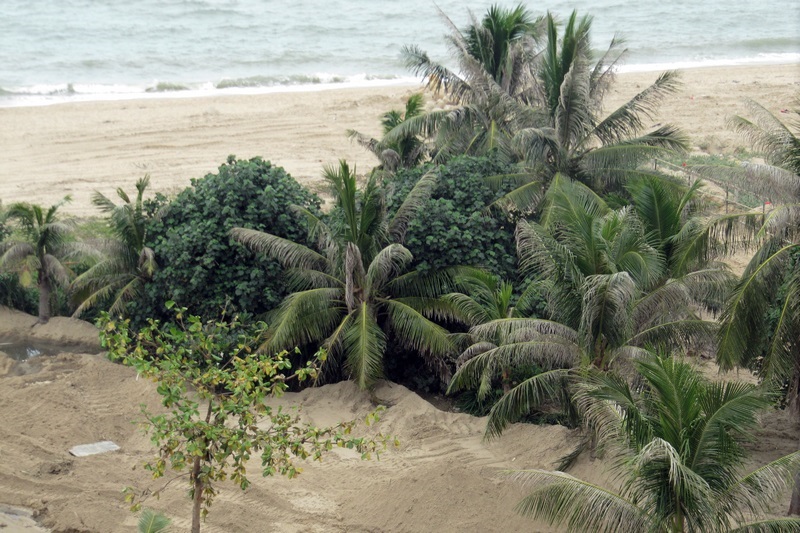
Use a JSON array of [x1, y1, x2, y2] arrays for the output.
[[717, 242, 798, 370], [230, 227, 328, 271], [387, 169, 438, 243], [485, 369, 572, 438], [262, 288, 344, 353], [509, 469, 650, 533], [138, 509, 171, 533], [588, 71, 682, 146]]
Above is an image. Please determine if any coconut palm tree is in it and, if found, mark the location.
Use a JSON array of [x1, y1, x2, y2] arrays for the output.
[[448, 177, 732, 437], [403, 3, 542, 100], [347, 93, 429, 171], [510, 356, 800, 532], [0, 197, 75, 323], [70, 176, 157, 317], [712, 98, 800, 514], [391, 4, 545, 164], [231, 161, 457, 389], [495, 11, 688, 211], [444, 270, 543, 395]]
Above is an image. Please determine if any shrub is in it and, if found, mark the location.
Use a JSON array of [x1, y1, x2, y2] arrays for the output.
[[135, 156, 321, 322], [383, 155, 519, 281]]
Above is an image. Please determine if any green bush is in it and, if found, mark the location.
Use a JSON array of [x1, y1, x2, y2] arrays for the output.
[[135, 156, 321, 322], [383, 155, 519, 281]]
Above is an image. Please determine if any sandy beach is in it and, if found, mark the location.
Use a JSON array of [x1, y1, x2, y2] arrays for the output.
[[1, 63, 798, 216]]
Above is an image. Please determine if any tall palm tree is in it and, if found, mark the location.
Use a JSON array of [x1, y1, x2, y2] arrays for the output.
[[391, 4, 544, 164], [510, 356, 800, 532], [231, 161, 456, 389], [449, 177, 731, 436], [347, 93, 429, 171], [0, 197, 74, 323], [712, 98, 800, 514], [70, 176, 157, 317]]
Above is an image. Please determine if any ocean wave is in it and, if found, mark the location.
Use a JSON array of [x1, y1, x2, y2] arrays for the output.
[[616, 52, 800, 73], [0, 74, 420, 108]]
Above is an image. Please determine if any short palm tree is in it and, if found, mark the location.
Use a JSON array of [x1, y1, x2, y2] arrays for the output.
[[71, 176, 157, 317], [445, 270, 542, 395], [510, 356, 800, 532], [231, 161, 456, 389], [0, 197, 75, 323], [347, 93, 429, 171], [449, 177, 731, 436]]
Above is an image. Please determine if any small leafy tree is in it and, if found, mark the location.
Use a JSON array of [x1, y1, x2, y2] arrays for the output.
[[100, 304, 390, 533]]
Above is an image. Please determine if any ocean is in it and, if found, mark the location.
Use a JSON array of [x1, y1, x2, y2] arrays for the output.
[[1, 0, 798, 107]]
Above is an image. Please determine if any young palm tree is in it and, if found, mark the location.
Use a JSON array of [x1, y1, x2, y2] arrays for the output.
[[445, 270, 542, 395], [449, 177, 731, 437], [712, 98, 800, 514], [70, 176, 157, 317], [347, 93, 429, 171], [510, 356, 800, 532], [0, 197, 75, 323], [231, 161, 456, 389]]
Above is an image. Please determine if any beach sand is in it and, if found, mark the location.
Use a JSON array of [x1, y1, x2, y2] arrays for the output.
[[1, 63, 798, 216], [0, 307, 796, 532]]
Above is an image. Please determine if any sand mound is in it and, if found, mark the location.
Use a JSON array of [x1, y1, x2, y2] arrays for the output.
[[0, 307, 101, 350]]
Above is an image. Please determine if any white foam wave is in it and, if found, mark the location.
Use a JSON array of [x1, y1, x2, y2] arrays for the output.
[[616, 53, 800, 73]]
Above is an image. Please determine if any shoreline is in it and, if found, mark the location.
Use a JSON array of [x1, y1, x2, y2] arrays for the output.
[[0, 62, 798, 216]]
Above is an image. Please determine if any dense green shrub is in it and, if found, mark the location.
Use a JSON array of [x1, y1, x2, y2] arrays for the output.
[[383, 155, 519, 281], [135, 156, 321, 322]]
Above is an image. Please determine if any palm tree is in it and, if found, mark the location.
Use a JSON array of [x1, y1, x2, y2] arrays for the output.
[[70, 176, 157, 317], [231, 161, 456, 389], [496, 11, 688, 211], [445, 270, 542, 395], [403, 3, 542, 99], [510, 356, 800, 532], [0, 197, 75, 323], [391, 5, 544, 164], [347, 93, 429, 171], [448, 177, 731, 436], [713, 98, 800, 514]]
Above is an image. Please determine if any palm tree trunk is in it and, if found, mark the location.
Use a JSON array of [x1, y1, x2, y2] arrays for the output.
[[37, 271, 51, 324]]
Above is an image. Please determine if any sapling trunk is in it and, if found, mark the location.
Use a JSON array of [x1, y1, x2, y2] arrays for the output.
[[191, 456, 203, 533]]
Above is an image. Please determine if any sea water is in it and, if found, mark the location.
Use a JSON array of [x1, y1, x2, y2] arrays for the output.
[[1, 0, 798, 107]]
